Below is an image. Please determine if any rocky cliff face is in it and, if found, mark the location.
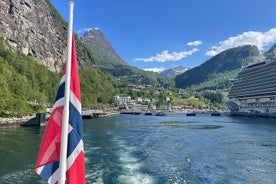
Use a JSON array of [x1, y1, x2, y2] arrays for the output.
[[0, 0, 93, 72], [161, 66, 189, 78]]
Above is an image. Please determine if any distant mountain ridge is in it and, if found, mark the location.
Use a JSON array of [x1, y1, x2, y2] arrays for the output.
[[2, 0, 275, 93], [175, 45, 263, 90], [161, 66, 189, 77]]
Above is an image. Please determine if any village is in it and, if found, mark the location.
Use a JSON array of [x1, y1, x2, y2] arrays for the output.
[[113, 84, 219, 115]]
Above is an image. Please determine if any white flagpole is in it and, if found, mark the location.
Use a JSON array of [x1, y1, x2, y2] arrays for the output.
[[59, 1, 74, 184]]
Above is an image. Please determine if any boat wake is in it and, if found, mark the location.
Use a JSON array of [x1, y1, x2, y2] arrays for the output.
[[114, 136, 155, 184], [0, 168, 41, 184]]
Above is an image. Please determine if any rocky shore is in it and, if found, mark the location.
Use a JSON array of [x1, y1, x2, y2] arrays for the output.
[[0, 110, 120, 126], [0, 116, 34, 126]]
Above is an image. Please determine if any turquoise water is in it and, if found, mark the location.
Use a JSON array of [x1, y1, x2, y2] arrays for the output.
[[0, 114, 275, 183]]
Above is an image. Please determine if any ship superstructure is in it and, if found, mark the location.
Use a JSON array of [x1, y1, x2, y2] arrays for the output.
[[226, 59, 276, 117]]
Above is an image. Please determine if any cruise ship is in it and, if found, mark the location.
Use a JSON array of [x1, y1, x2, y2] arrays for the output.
[[225, 58, 276, 118]]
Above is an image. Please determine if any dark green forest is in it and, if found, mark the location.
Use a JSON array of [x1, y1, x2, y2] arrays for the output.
[[101, 64, 175, 88], [0, 39, 115, 117]]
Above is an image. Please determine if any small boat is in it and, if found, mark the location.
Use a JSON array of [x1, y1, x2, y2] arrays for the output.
[[82, 114, 93, 119], [186, 112, 196, 116], [155, 112, 166, 116], [211, 112, 221, 116], [120, 110, 141, 115], [132, 112, 141, 115], [144, 112, 153, 116]]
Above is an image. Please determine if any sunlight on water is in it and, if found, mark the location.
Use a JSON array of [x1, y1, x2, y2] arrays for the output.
[[0, 114, 275, 183]]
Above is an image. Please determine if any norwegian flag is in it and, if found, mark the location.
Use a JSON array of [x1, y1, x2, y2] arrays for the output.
[[35, 35, 85, 184]]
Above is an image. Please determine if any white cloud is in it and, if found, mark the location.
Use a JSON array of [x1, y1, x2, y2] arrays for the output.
[[186, 40, 202, 46], [143, 67, 166, 73], [135, 48, 199, 62], [206, 28, 276, 56], [77, 27, 100, 35]]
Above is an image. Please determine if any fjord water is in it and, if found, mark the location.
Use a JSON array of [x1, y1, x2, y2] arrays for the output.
[[0, 114, 275, 184]]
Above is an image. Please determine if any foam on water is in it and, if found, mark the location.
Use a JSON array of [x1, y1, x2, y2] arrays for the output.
[[114, 136, 155, 184], [0, 169, 42, 184], [85, 167, 104, 184], [118, 173, 154, 184], [118, 150, 138, 163], [2, 114, 275, 183], [122, 163, 141, 172], [84, 146, 102, 163]]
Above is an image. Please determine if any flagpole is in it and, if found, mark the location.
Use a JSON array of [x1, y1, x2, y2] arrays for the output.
[[59, 1, 74, 184]]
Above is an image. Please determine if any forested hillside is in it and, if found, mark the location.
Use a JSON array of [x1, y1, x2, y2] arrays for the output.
[[0, 39, 115, 117], [175, 45, 261, 90]]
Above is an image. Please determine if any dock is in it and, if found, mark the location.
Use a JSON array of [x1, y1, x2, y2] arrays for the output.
[[82, 109, 119, 118]]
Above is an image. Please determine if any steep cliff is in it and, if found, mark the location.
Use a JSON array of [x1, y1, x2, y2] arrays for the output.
[[0, 0, 94, 72]]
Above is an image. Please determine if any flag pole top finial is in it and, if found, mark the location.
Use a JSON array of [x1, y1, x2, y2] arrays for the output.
[[69, 1, 74, 6]]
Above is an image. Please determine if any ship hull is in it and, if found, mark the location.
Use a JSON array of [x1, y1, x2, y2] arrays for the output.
[[225, 98, 276, 118]]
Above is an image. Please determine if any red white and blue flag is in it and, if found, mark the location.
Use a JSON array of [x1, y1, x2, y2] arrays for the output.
[[35, 35, 85, 184]]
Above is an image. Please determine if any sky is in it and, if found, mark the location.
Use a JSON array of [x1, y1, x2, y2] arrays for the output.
[[50, 0, 276, 72]]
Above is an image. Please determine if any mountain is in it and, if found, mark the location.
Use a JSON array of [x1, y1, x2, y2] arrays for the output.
[[175, 45, 261, 90], [0, 0, 118, 115], [263, 43, 276, 60], [81, 29, 174, 87], [161, 66, 189, 77], [0, 0, 173, 116], [80, 28, 127, 66], [0, 0, 94, 72]]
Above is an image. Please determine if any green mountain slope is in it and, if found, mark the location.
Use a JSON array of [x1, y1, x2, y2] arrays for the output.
[[0, 0, 120, 116], [0, 38, 116, 116], [80, 29, 174, 87], [80, 28, 127, 67], [175, 45, 261, 90], [0, 38, 59, 116]]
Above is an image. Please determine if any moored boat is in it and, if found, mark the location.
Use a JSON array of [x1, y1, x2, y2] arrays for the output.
[[186, 112, 196, 116], [155, 112, 166, 116], [144, 112, 153, 116], [211, 111, 221, 116]]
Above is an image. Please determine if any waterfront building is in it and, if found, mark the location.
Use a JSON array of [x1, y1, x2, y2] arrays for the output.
[[114, 96, 131, 105]]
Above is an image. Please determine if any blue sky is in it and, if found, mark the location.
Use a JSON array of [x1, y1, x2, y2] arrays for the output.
[[50, 0, 276, 72]]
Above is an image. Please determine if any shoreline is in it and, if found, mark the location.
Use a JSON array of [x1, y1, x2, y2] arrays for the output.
[[0, 116, 34, 126], [0, 109, 224, 125], [0, 110, 120, 126]]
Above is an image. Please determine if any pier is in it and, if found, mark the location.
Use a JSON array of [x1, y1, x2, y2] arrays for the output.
[[82, 109, 119, 118]]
